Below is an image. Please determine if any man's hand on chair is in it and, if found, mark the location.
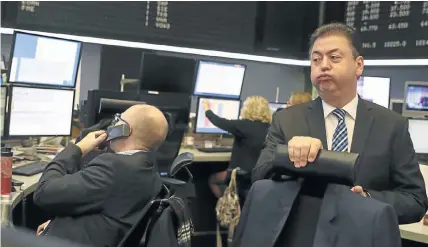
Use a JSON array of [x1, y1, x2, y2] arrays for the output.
[[351, 186, 369, 197], [288, 137, 323, 168], [36, 220, 51, 235]]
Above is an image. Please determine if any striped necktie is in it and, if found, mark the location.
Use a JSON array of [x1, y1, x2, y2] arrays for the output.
[[332, 109, 348, 152]]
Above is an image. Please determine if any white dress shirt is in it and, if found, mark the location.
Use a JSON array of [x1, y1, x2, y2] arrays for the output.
[[116, 150, 146, 155], [322, 95, 359, 152]]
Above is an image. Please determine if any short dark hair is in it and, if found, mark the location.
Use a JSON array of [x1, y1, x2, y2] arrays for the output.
[[309, 23, 361, 58]]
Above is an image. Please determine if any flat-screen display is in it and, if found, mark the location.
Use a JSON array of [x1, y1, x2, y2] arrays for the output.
[[403, 82, 428, 119], [409, 119, 428, 154], [405, 85, 428, 111], [8, 86, 75, 136], [8, 32, 82, 88], [195, 97, 241, 134], [269, 102, 286, 115], [357, 76, 390, 108], [193, 61, 246, 99]]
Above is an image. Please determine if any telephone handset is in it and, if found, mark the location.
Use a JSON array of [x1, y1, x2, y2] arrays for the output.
[[99, 124, 131, 149]]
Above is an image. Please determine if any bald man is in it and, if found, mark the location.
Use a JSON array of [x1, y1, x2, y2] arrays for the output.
[[33, 104, 169, 247]]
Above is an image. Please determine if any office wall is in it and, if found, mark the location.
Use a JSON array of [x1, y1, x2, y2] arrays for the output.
[[78, 43, 101, 102], [363, 66, 428, 99], [1, 34, 13, 62]]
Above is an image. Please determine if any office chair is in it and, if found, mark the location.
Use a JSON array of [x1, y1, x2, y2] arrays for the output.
[[118, 153, 195, 247], [161, 152, 195, 208], [116, 187, 167, 247]]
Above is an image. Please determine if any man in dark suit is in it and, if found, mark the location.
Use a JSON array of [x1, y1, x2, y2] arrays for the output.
[[33, 104, 169, 247], [252, 23, 428, 224]]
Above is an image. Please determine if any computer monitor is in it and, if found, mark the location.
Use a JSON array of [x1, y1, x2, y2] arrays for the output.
[[8, 32, 82, 88], [193, 61, 246, 99], [140, 53, 197, 94], [7, 86, 75, 136], [402, 81, 428, 119], [195, 97, 241, 134], [409, 119, 428, 154], [269, 102, 286, 115], [357, 76, 391, 108], [0, 85, 7, 137]]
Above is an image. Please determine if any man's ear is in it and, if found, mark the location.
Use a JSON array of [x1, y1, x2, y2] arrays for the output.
[[355, 56, 364, 77]]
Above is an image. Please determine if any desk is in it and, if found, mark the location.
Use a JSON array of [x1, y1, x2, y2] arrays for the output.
[[179, 147, 231, 162], [11, 147, 231, 207], [399, 163, 428, 244]]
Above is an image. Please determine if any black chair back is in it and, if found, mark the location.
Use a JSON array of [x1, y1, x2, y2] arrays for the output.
[[117, 186, 168, 247], [272, 144, 359, 247]]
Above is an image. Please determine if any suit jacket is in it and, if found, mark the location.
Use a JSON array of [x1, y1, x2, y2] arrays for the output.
[[232, 179, 402, 247], [252, 97, 428, 224], [33, 144, 162, 247]]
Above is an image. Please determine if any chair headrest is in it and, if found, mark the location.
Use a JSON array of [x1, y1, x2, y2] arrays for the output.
[[273, 144, 359, 186], [170, 152, 194, 176]]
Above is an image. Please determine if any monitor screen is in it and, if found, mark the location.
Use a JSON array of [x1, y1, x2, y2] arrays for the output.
[[8, 86, 75, 136], [140, 53, 197, 94], [0, 86, 6, 136], [404, 84, 428, 112], [193, 61, 246, 99], [8, 32, 82, 88], [269, 102, 286, 115], [357, 76, 390, 108], [409, 119, 428, 154], [195, 97, 241, 134]]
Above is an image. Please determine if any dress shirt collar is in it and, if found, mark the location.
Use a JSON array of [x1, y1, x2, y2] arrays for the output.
[[116, 150, 147, 155], [322, 95, 359, 120]]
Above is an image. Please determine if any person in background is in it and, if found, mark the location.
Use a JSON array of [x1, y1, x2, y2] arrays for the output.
[[288, 92, 313, 107], [203, 96, 271, 198], [34, 104, 169, 247], [275, 92, 313, 113]]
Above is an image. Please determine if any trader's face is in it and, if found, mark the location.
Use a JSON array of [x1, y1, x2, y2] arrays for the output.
[[310, 35, 363, 98]]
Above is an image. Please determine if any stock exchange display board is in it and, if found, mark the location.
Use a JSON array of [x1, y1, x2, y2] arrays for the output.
[[9, 1, 257, 53], [345, 1, 428, 59]]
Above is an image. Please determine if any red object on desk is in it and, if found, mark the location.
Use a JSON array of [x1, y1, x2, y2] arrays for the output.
[[1, 148, 13, 195]]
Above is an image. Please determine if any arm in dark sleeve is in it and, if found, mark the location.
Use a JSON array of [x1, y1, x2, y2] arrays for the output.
[[205, 110, 243, 137], [33, 144, 115, 216], [367, 119, 428, 224], [373, 204, 401, 247], [252, 113, 286, 182]]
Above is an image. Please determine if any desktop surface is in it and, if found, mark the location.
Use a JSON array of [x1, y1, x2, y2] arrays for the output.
[[195, 97, 241, 134], [8, 86, 75, 136], [9, 32, 81, 88], [193, 61, 246, 99]]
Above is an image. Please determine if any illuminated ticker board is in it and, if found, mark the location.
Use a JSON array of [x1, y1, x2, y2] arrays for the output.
[[345, 1, 428, 59], [12, 1, 257, 53]]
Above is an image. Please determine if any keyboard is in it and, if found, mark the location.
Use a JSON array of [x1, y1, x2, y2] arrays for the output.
[[196, 147, 232, 153], [12, 162, 48, 176]]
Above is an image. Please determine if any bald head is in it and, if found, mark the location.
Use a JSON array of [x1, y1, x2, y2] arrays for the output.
[[121, 104, 169, 150]]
